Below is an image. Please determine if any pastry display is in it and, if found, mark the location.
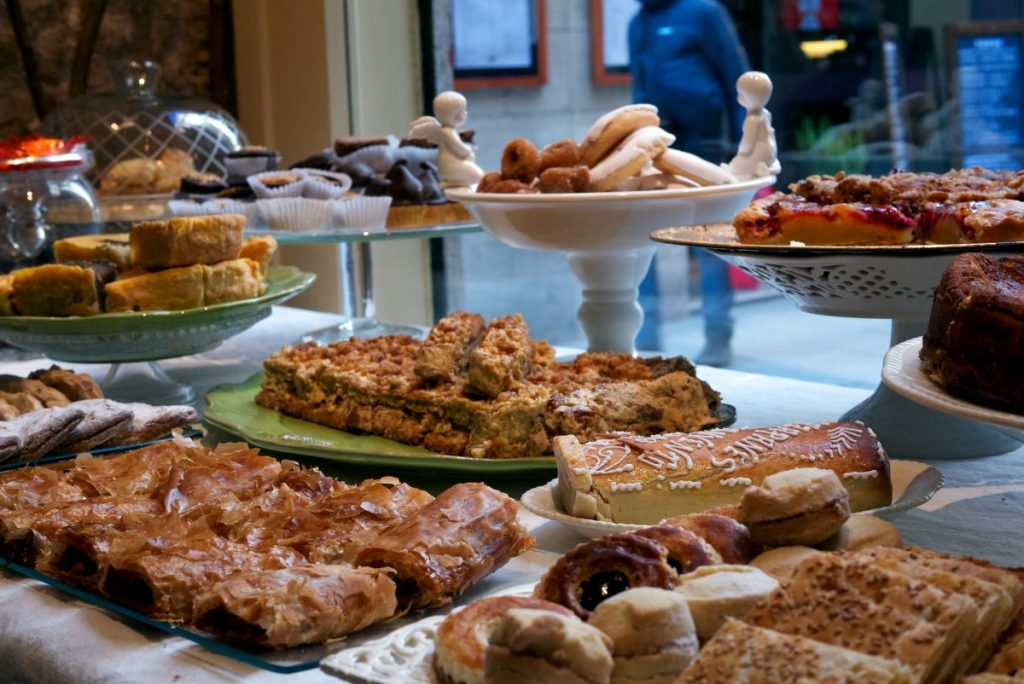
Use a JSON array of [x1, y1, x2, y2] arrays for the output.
[[477, 104, 738, 195], [734, 167, 1024, 245], [256, 311, 722, 459], [0, 439, 532, 648], [553, 421, 891, 523], [2, 216, 277, 317], [737, 467, 852, 546], [587, 587, 699, 683], [920, 253, 1024, 413]]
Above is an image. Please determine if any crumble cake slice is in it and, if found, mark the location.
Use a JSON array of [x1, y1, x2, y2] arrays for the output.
[[256, 313, 721, 459]]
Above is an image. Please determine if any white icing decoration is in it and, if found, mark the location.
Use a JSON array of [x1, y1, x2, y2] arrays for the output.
[[588, 443, 634, 475], [573, 467, 589, 476], [844, 470, 879, 480], [721, 477, 753, 487], [827, 425, 863, 454], [610, 481, 643, 493], [669, 480, 702, 490]]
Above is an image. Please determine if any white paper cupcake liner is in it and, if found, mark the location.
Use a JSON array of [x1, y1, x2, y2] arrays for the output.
[[224, 154, 280, 181], [338, 144, 397, 175], [303, 170, 353, 199], [331, 195, 391, 232], [167, 199, 206, 216], [247, 171, 308, 199], [257, 198, 333, 232], [204, 199, 259, 222]]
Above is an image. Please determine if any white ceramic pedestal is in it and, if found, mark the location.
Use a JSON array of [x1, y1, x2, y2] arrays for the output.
[[448, 179, 771, 354], [649, 227, 1023, 459]]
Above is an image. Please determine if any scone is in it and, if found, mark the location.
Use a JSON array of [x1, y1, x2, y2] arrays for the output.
[[672, 564, 779, 640], [483, 608, 613, 684], [587, 587, 698, 684], [739, 467, 852, 546], [130, 214, 245, 268]]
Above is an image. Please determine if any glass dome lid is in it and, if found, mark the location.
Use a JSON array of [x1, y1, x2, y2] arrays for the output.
[[40, 60, 247, 196]]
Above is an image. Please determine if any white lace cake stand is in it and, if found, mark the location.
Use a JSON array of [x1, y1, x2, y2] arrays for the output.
[[447, 178, 772, 354], [651, 224, 1024, 459]]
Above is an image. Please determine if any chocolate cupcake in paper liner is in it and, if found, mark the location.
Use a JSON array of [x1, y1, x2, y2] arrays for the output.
[[332, 196, 391, 232], [303, 170, 353, 199], [258, 198, 333, 232], [224, 147, 281, 181], [247, 171, 308, 199]]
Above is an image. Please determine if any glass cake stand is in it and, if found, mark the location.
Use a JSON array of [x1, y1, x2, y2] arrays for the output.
[[651, 223, 1024, 459], [259, 221, 481, 344], [448, 179, 772, 355]]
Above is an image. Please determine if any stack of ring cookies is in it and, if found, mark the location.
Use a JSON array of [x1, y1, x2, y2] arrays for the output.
[[476, 104, 738, 194]]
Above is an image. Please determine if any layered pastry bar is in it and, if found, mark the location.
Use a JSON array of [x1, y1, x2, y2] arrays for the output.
[[256, 313, 723, 459]]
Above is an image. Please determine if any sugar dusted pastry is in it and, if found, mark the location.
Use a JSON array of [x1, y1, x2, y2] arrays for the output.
[[672, 564, 779, 640], [738, 467, 852, 546], [587, 587, 699, 684], [434, 595, 576, 684], [677, 619, 914, 683], [580, 104, 660, 167], [193, 564, 397, 648], [588, 126, 675, 192], [483, 608, 614, 684], [554, 421, 891, 524]]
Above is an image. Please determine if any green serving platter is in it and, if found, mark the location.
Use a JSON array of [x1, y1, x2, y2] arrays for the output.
[[0, 266, 314, 363], [204, 372, 736, 474]]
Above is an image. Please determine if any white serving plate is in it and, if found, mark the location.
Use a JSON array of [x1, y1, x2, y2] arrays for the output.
[[883, 337, 1024, 433], [520, 459, 944, 539]]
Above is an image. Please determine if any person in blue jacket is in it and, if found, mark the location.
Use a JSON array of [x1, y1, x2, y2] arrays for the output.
[[629, 0, 749, 366]]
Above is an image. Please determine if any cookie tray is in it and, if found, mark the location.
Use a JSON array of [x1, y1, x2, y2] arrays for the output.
[[0, 548, 557, 674]]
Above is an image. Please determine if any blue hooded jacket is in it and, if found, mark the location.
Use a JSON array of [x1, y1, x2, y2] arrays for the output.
[[628, 0, 749, 151]]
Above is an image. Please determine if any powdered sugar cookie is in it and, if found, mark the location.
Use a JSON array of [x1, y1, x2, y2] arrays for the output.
[[580, 104, 660, 167], [653, 148, 738, 186], [589, 126, 675, 192]]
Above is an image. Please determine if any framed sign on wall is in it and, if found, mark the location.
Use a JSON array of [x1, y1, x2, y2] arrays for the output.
[[590, 0, 634, 86], [452, 0, 548, 89]]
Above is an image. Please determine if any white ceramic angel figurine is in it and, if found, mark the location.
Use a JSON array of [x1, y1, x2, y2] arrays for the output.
[[727, 71, 781, 180], [408, 91, 483, 188]]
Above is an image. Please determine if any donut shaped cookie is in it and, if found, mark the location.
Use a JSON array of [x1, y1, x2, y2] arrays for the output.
[[533, 531, 677, 619], [589, 126, 675, 192], [538, 166, 590, 194], [653, 148, 738, 186], [634, 525, 721, 574], [501, 138, 541, 183], [662, 513, 761, 564], [476, 171, 503, 193], [580, 104, 660, 167], [539, 139, 583, 173], [434, 595, 573, 684]]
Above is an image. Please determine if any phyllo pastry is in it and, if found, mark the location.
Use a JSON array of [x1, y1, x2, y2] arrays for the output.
[[201, 258, 264, 305], [0, 466, 84, 512], [237, 235, 278, 278], [355, 482, 533, 609], [677, 619, 913, 683], [130, 214, 245, 268], [104, 258, 265, 312], [193, 564, 397, 648], [553, 421, 892, 524]]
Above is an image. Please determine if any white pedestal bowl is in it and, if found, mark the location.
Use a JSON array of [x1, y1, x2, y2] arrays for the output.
[[447, 178, 772, 354], [651, 223, 1024, 459]]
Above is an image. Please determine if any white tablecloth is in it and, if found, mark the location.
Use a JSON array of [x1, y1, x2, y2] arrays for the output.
[[1, 306, 1022, 683]]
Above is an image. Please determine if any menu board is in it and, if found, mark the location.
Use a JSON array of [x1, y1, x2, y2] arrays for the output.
[[954, 30, 1024, 170], [453, 0, 535, 73]]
